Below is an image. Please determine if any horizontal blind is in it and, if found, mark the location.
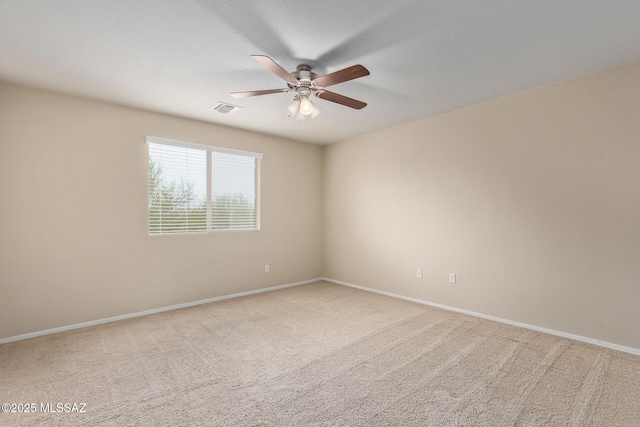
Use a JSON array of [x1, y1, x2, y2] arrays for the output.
[[148, 143, 207, 234], [211, 152, 258, 230], [147, 137, 261, 234]]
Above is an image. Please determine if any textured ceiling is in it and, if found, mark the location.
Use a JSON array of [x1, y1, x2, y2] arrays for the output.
[[1, 0, 639, 144]]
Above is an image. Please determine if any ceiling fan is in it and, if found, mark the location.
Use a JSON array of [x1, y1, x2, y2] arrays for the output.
[[230, 55, 370, 120]]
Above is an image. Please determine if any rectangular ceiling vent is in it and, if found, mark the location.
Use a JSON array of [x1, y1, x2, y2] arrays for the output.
[[210, 102, 243, 115]]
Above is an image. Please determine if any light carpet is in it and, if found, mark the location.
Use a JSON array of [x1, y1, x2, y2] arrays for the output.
[[1, 281, 639, 426]]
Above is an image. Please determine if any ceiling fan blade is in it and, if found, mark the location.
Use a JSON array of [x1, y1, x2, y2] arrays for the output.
[[312, 64, 370, 88], [251, 55, 299, 85], [229, 88, 289, 98], [315, 90, 367, 110]]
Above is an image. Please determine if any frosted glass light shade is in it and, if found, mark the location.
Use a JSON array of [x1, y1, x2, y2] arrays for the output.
[[286, 99, 300, 117], [299, 97, 313, 115]]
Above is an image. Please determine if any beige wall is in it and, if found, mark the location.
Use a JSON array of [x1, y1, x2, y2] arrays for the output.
[[0, 83, 323, 339], [2, 63, 639, 350], [324, 62, 640, 349]]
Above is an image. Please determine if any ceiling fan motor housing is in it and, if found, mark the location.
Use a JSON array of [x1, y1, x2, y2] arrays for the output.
[[290, 64, 317, 92]]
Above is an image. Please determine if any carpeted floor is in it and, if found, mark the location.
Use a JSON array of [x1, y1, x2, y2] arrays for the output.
[[1, 280, 639, 426]]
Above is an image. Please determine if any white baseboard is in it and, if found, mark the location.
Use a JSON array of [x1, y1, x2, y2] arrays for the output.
[[322, 277, 640, 356], [0, 278, 321, 344]]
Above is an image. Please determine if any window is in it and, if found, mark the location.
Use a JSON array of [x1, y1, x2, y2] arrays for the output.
[[147, 137, 261, 234]]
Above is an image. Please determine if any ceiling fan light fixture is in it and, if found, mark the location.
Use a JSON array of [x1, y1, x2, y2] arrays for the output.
[[287, 93, 320, 120]]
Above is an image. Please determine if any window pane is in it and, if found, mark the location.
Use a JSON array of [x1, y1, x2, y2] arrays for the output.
[[211, 152, 257, 230], [148, 143, 207, 234]]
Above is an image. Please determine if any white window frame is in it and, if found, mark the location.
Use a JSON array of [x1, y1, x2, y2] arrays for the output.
[[147, 136, 262, 235]]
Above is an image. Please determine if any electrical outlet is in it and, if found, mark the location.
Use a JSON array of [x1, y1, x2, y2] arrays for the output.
[[265, 264, 270, 273], [449, 273, 456, 284], [417, 268, 422, 278]]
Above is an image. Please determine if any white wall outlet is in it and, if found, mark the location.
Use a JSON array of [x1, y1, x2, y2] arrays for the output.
[[265, 264, 270, 273], [417, 268, 422, 278], [449, 273, 456, 284]]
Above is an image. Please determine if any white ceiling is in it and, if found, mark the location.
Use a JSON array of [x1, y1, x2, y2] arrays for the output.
[[1, 1, 639, 145]]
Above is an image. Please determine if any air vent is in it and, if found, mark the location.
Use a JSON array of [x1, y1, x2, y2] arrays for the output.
[[210, 102, 243, 114]]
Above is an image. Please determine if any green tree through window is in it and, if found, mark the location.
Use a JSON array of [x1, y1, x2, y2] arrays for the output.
[[148, 159, 207, 233]]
